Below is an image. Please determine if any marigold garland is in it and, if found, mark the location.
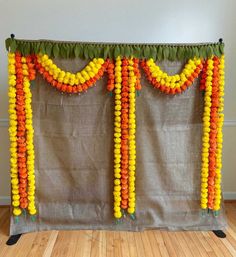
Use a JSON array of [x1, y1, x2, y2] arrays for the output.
[[113, 56, 123, 219], [127, 59, 136, 215], [213, 55, 225, 212], [8, 52, 22, 217], [207, 57, 218, 209], [200, 58, 213, 210], [15, 54, 29, 212], [23, 60, 37, 216], [141, 58, 203, 94], [133, 58, 141, 91], [107, 60, 115, 92], [34, 55, 108, 94], [8, 53, 37, 219], [200, 55, 225, 214], [200, 61, 208, 91], [7, 49, 225, 221], [141, 56, 225, 215], [120, 58, 129, 210], [113, 57, 138, 219], [37, 54, 105, 85]]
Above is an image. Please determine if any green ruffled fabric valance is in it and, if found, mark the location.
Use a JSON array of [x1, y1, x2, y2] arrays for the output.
[[5, 37, 224, 61]]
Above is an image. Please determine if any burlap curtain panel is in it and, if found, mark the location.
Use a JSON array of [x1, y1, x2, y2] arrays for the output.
[[6, 38, 227, 235]]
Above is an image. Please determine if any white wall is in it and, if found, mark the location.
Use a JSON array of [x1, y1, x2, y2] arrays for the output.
[[0, 0, 236, 203]]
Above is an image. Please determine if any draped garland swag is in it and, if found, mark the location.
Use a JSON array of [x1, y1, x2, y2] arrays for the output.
[[6, 38, 225, 222]]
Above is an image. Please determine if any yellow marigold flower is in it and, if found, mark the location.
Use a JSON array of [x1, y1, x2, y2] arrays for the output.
[[13, 208, 22, 216]]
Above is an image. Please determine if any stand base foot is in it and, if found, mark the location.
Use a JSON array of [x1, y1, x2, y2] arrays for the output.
[[212, 230, 226, 238], [6, 234, 22, 245]]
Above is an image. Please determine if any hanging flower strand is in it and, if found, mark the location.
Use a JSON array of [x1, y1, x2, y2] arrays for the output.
[[107, 59, 115, 92], [120, 58, 129, 211], [16, 54, 29, 212], [200, 61, 208, 91], [8, 52, 22, 218], [127, 59, 137, 217], [200, 57, 213, 210], [213, 55, 225, 214], [24, 57, 37, 217], [113, 56, 123, 219], [8, 53, 37, 220], [133, 58, 142, 91], [207, 56, 220, 210]]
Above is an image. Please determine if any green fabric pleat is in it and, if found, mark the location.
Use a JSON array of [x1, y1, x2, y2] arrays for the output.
[[5, 38, 224, 60]]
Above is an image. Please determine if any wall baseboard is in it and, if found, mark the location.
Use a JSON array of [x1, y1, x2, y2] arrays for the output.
[[223, 192, 236, 200], [0, 193, 235, 206], [0, 119, 8, 127], [0, 196, 10, 205]]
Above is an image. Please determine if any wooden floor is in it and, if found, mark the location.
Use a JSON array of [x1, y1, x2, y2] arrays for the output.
[[0, 202, 236, 257]]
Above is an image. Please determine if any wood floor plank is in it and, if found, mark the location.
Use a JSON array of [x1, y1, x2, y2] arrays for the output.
[[201, 231, 228, 257], [90, 231, 100, 257], [226, 219, 236, 233], [0, 232, 38, 257], [98, 230, 107, 257], [113, 231, 122, 257], [64, 231, 82, 257], [181, 231, 204, 257], [209, 231, 233, 257], [220, 236, 236, 257], [145, 231, 162, 257], [153, 230, 170, 257], [119, 232, 130, 257], [226, 227, 236, 243], [188, 231, 211, 257], [0, 208, 10, 246], [166, 231, 187, 257], [50, 231, 73, 257], [51, 230, 92, 257], [0, 208, 9, 220], [106, 231, 114, 257], [140, 231, 155, 257], [42, 230, 59, 257], [173, 231, 194, 257], [90, 231, 106, 257], [224, 225, 236, 250], [226, 214, 236, 233], [194, 231, 217, 256], [75, 230, 93, 257], [161, 231, 178, 257], [133, 231, 146, 257], [25, 230, 55, 257], [126, 231, 138, 257]]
